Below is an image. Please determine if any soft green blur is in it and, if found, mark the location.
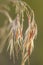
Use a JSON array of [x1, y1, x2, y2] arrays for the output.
[[0, 0, 43, 65]]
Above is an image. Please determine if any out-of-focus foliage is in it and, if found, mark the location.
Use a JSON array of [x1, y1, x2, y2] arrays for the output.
[[0, 0, 43, 65]]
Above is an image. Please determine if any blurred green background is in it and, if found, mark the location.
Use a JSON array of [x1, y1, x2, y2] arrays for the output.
[[0, 0, 43, 65]]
